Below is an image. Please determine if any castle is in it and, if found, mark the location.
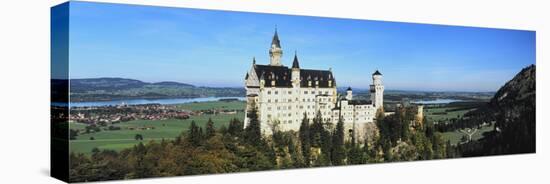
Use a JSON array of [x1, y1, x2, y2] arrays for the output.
[[244, 30, 384, 140]]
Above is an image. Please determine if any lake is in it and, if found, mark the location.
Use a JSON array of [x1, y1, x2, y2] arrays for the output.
[[412, 99, 462, 104], [61, 97, 246, 107]]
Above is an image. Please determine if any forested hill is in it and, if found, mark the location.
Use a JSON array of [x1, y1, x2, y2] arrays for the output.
[[70, 78, 195, 92], [461, 64, 536, 156], [490, 65, 536, 109], [62, 78, 245, 102]]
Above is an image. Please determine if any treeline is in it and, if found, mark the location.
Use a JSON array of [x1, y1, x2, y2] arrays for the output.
[[456, 65, 536, 156], [434, 106, 495, 132], [69, 104, 456, 182], [459, 94, 535, 156]]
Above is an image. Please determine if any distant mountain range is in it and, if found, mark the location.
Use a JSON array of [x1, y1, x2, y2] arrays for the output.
[[63, 78, 245, 102], [70, 78, 195, 93]]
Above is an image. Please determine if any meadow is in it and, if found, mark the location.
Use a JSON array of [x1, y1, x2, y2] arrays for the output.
[[424, 106, 476, 123], [70, 101, 246, 155], [440, 123, 494, 145], [423, 102, 493, 145]]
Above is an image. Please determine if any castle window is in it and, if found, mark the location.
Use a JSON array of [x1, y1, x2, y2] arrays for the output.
[[288, 91, 292, 95], [268, 99, 271, 103], [275, 91, 278, 95], [304, 91, 308, 94], [268, 90, 271, 95], [312, 91, 315, 94], [275, 99, 278, 103]]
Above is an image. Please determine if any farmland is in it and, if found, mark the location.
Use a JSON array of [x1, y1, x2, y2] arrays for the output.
[[422, 101, 493, 145], [69, 101, 246, 154], [440, 123, 494, 145], [424, 107, 475, 123]]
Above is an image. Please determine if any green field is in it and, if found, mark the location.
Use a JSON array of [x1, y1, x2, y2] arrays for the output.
[[440, 123, 494, 145], [423, 104, 493, 145], [424, 107, 475, 123], [70, 101, 246, 154], [174, 101, 245, 111]]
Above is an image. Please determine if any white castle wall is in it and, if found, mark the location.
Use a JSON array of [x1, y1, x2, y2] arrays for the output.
[[244, 31, 384, 141]]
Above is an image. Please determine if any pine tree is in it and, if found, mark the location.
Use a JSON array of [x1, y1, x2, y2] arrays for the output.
[[228, 118, 243, 137], [299, 113, 311, 167], [331, 116, 346, 165], [244, 103, 262, 147], [288, 137, 303, 168], [347, 126, 364, 164], [310, 110, 324, 147], [308, 110, 333, 165], [187, 120, 202, 146], [205, 118, 215, 139]]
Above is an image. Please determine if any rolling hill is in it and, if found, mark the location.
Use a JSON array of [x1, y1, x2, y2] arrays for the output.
[[64, 78, 245, 102]]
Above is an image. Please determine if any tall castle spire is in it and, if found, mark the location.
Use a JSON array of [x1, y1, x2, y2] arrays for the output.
[[271, 28, 281, 48], [292, 50, 300, 69], [269, 28, 283, 66], [291, 50, 300, 87]]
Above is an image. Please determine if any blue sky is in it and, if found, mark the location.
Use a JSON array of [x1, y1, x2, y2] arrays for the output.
[[65, 1, 535, 92]]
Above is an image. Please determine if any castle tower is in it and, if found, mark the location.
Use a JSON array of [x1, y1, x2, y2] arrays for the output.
[[346, 87, 353, 100], [291, 52, 300, 87], [370, 70, 384, 111], [269, 29, 283, 66]]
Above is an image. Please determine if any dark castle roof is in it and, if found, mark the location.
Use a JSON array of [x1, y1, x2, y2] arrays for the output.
[[271, 30, 281, 48], [299, 69, 335, 88], [373, 70, 382, 76], [292, 53, 300, 69], [253, 64, 336, 88], [331, 99, 372, 111], [348, 100, 372, 105]]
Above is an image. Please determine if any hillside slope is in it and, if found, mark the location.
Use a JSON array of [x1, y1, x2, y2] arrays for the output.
[[461, 64, 536, 156]]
